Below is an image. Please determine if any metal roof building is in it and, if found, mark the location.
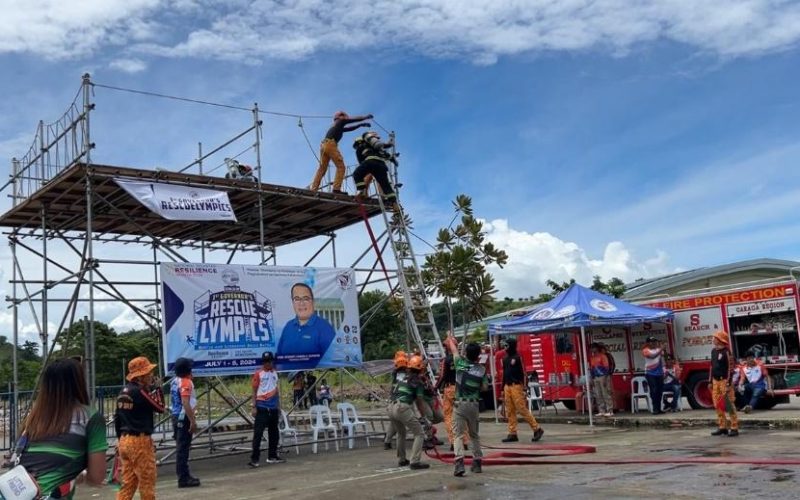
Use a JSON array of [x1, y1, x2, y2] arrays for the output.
[[623, 258, 800, 301]]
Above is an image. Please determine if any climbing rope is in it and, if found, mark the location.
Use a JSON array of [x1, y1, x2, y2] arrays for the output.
[[92, 82, 330, 119], [297, 117, 320, 163]]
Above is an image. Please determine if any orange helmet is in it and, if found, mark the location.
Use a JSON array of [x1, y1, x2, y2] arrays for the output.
[[394, 351, 408, 369], [408, 355, 424, 371]]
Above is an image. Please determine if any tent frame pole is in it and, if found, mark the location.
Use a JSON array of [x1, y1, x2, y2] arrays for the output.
[[579, 326, 594, 428], [490, 338, 499, 424]]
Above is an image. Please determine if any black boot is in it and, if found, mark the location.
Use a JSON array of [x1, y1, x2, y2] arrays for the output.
[[384, 442, 392, 450], [470, 459, 482, 473], [727, 429, 739, 437], [532, 428, 545, 442], [502, 434, 519, 443], [710, 428, 729, 436], [454, 458, 465, 477]]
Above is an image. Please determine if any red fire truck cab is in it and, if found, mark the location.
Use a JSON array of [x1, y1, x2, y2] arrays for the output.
[[636, 280, 800, 409]]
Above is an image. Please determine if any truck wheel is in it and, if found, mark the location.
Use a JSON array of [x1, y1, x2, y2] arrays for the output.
[[561, 400, 576, 411], [686, 372, 713, 409]]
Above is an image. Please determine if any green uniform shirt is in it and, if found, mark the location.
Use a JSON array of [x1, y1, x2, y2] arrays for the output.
[[392, 371, 424, 404], [455, 357, 487, 401], [20, 406, 108, 498]]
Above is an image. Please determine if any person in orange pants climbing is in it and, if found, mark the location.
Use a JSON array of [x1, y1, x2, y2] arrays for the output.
[[710, 330, 739, 437], [115, 357, 165, 500], [310, 111, 372, 193], [501, 338, 544, 443]]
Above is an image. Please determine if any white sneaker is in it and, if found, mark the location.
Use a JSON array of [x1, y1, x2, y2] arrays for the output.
[[595, 412, 605, 417], [604, 412, 614, 417]]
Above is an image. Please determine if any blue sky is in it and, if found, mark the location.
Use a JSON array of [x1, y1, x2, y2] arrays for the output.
[[1, 0, 800, 336]]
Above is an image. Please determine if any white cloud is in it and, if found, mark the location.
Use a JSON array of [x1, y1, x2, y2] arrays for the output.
[[109, 58, 148, 73], [109, 308, 146, 332], [0, 133, 36, 163], [483, 219, 675, 299], [2, 1, 799, 62], [0, 0, 161, 59]]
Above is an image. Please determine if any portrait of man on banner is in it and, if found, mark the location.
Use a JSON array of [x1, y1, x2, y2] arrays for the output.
[[276, 283, 337, 370]]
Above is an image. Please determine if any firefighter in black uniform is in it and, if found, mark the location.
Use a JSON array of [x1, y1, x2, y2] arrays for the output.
[[352, 131, 399, 210]]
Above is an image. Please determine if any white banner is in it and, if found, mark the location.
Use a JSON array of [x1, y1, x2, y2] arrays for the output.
[[161, 263, 361, 376], [727, 298, 796, 317], [115, 178, 237, 221], [587, 326, 629, 372], [630, 322, 670, 371]]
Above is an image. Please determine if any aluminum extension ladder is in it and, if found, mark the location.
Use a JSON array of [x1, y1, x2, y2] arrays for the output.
[[372, 194, 445, 382]]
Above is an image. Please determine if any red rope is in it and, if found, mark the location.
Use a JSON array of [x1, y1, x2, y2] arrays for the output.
[[358, 203, 393, 285], [425, 443, 800, 466]]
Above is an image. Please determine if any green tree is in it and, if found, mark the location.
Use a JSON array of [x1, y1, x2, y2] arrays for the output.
[[421, 194, 508, 336], [590, 275, 627, 298], [56, 321, 159, 386], [20, 341, 39, 362], [359, 290, 405, 360], [0, 338, 43, 390]]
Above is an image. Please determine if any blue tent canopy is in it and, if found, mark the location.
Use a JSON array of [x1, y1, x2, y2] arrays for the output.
[[489, 283, 673, 335]]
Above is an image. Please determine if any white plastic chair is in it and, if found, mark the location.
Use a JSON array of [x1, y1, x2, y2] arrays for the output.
[[631, 376, 652, 413], [309, 404, 339, 453], [279, 410, 300, 455], [527, 382, 545, 413], [662, 388, 683, 412], [337, 402, 371, 449]]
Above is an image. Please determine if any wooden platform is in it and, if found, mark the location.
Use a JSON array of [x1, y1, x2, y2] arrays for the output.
[[0, 163, 382, 249]]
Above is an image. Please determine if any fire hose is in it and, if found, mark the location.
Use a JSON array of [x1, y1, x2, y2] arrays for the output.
[[425, 444, 800, 466]]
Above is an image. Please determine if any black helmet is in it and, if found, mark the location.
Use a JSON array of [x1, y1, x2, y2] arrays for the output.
[[261, 351, 275, 363]]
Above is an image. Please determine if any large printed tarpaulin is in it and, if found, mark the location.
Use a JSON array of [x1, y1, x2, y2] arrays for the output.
[[115, 177, 237, 221], [161, 263, 361, 376], [490, 283, 673, 335]]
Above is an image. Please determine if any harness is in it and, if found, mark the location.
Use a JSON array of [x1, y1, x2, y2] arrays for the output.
[[456, 363, 486, 401], [353, 137, 390, 164]]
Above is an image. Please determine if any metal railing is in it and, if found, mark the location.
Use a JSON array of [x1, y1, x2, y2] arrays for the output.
[[0, 385, 175, 451]]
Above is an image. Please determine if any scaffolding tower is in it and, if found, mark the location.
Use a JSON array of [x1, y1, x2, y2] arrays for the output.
[[1, 74, 442, 447]]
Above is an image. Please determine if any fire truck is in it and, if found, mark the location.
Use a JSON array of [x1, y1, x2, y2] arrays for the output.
[[636, 279, 800, 409], [492, 279, 800, 410]]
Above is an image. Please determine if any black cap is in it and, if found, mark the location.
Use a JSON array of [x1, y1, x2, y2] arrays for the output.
[[646, 336, 659, 343], [261, 351, 275, 363]]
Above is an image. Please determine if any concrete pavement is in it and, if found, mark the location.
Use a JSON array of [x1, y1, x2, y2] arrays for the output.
[[75, 415, 800, 500]]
